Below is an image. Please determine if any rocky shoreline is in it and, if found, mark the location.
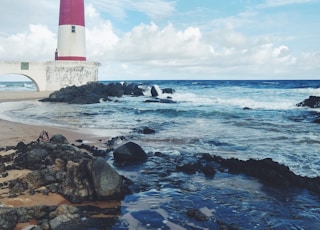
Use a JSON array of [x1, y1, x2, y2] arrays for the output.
[[1, 83, 320, 229], [1, 130, 319, 229]]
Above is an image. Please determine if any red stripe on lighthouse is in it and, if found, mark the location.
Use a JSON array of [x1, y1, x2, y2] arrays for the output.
[[56, 56, 86, 61], [59, 0, 85, 26]]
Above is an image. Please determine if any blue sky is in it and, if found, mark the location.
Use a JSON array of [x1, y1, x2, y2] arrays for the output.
[[0, 0, 319, 81]]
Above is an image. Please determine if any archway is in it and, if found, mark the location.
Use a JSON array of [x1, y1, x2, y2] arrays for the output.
[[0, 74, 39, 91]]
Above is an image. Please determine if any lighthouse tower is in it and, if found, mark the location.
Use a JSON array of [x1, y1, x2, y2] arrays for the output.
[[55, 0, 86, 61]]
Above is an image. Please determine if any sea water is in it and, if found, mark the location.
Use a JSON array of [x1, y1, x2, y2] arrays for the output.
[[1, 80, 320, 177], [1, 80, 320, 229]]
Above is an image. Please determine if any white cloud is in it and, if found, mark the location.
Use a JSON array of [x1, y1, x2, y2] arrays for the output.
[[0, 24, 56, 61], [257, 0, 314, 8], [89, 18, 317, 79]]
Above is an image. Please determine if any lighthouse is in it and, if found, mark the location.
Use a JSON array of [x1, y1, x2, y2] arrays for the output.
[[55, 0, 86, 61]]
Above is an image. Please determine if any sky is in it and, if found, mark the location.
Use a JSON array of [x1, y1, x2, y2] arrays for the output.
[[0, 0, 319, 81]]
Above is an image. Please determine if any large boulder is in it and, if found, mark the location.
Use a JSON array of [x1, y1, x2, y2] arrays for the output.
[[89, 157, 125, 199], [297, 96, 320, 108], [50, 134, 69, 144], [58, 159, 95, 203], [105, 82, 125, 97], [123, 82, 144, 96], [113, 142, 147, 164]]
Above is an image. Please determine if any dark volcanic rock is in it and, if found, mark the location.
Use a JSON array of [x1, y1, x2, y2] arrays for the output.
[[203, 154, 320, 194], [297, 96, 320, 108], [142, 127, 156, 134], [50, 134, 69, 144], [105, 82, 124, 97], [186, 209, 209, 221], [88, 157, 125, 200], [151, 85, 161, 97], [40, 82, 108, 104], [145, 98, 176, 103], [40, 82, 148, 104], [113, 142, 147, 164], [162, 88, 175, 94], [0, 208, 18, 230], [123, 82, 144, 96]]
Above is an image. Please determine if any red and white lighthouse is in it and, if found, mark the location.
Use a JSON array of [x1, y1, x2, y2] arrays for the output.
[[55, 0, 86, 61]]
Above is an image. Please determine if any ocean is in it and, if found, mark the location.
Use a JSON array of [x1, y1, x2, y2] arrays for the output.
[[1, 80, 320, 229], [1, 80, 320, 177]]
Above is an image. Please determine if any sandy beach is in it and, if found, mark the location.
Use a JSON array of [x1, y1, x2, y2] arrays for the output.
[[0, 91, 111, 147]]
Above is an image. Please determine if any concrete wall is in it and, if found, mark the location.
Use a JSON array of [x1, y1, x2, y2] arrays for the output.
[[0, 61, 100, 91], [46, 61, 99, 91]]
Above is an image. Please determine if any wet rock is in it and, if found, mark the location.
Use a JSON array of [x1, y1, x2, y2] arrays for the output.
[[142, 127, 155, 134], [162, 88, 175, 94], [186, 209, 209, 221], [134, 127, 156, 135], [200, 162, 216, 177], [151, 85, 161, 97], [113, 142, 147, 164], [211, 155, 320, 194], [123, 82, 144, 96], [50, 134, 69, 144], [105, 82, 124, 97], [88, 157, 125, 200], [297, 96, 320, 108], [176, 157, 201, 174], [145, 98, 176, 103], [40, 82, 148, 104]]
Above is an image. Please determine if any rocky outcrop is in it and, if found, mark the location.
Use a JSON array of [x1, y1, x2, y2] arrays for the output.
[[5, 135, 130, 203], [40, 82, 145, 104], [297, 96, 320, 108], [113, 142, 148, 164], [40, 82, 176, 104], [202, 154, 320, 194]]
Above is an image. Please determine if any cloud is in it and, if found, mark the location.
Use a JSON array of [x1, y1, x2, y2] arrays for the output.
[[86, 17, 317, 79], [257, 0, 314, 8], [0, 24, 56, 61]]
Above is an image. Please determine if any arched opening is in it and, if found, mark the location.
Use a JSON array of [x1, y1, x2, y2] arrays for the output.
[[0, 74, 39, 91]]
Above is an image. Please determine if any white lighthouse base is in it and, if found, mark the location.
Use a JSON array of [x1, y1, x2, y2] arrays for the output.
[[0, 61, 100, 92]]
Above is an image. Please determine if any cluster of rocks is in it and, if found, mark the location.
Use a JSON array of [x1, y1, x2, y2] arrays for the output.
[[296, 96, 320, 123], [40, 82, 176, 104], [0, 134, 135, 229], [2, 131, 319, 229], [297, 96, 320, 108], [133, 151, 320, 195]]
